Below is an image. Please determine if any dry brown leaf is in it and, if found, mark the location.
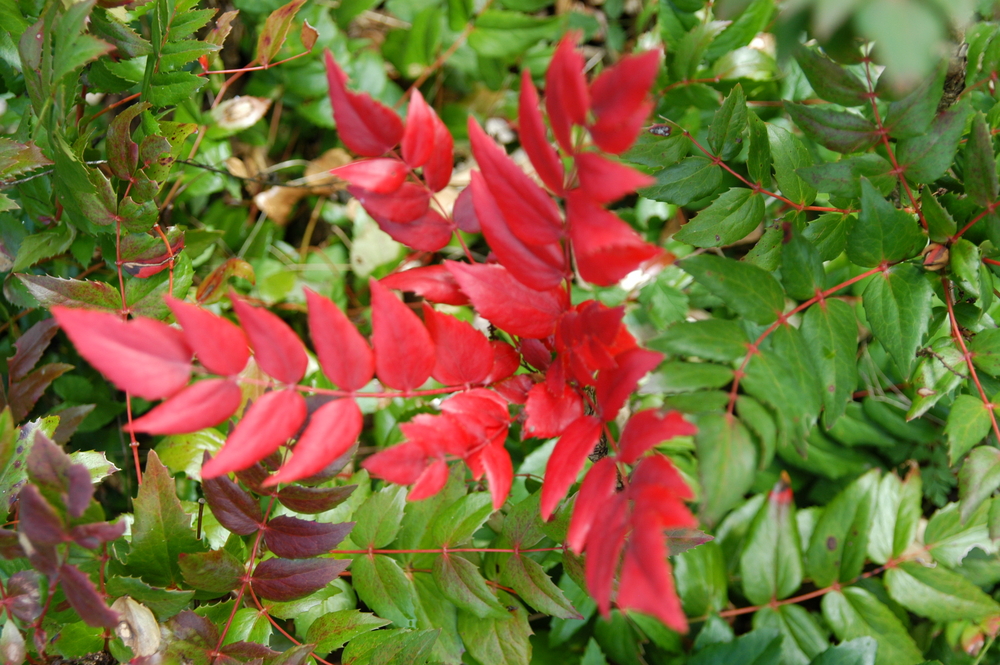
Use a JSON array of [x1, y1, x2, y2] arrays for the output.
[[212, 96, 272, 131], [254, 186, 306, 225]]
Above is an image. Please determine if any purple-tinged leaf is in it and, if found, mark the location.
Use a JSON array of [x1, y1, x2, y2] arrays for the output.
[[7, 319, 59, 383], [18, 484, 66, 546], [263, 516, 354, 559], [16, 275, 121, 310], [784, 103, 880, 154], [52, 404, 96, 446], [257, 0, 307, 66], [169, 610, 219, 646], [276, 485, 356, 514], [220, 641, 279, 662], [6, 571, 41, 621], [69, 521, 126, 549], [59, 563, 120, 628], [179, 549, 245, 593], [26, 432, 94, 518], [0, 529, 26, 560], [201, 455, 263, 535], [251, 558, 350, 602], [0, 138, 52, 180], [107, 102, 151, 179], [8, 363, 74, 422], [500, 554, 581, 619]]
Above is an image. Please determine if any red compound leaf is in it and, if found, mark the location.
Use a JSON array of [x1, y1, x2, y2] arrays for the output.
[[167, 297, 249, 377], [494, 374, 534, 404], [252, 557, 350, 602], [201, 458, 263, 535], [484, 341, 520, 384], [126, 378, 241, 435], [348, 182, 430, 224], [306, 289, 374, 391], [468, 118, 564, 247], [422, 303, 494, 386], [545, 33, 590, 153], [630, 454, 695, 502], [566, 190, 663, 287], [540, 415, 602, 520], [574, 152, 655, 205], [616, 515, 686, 632], [595, 347, 663, 420], [446, 261, 566, 339], [470, 171, 565, 291], [585, 494, 628, 617], [400, 412, 473, 458], [409, 459, 450, 501], [263, 516, 353, 559], [453, 186, 480, 234], [480, 442, 513, 510], [566, 457, 617, 553], [362, 441, 428, 485], [331, 158, 407, 194], [380, 266, 470, 306], [265, 398, 363, 486], [52, 306, 191, 401], [440, 389, 511, 451], [324, 50, 403, 157], [424, 112, 454, 192], [524, 383, 584, 439], [201, 389, 308, 479], [589, 49, 661, 154], [402, 89, 435, 168], [370, 206, 454, 252], [618, 409, 696, 465], [518, 70, 565, 195], [589, 100, 654, 155], [370, 278, 435, 390], [231, 295, 308, 385]]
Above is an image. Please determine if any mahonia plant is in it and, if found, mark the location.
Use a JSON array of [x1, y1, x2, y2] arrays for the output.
[[50, 34, 699, 638]]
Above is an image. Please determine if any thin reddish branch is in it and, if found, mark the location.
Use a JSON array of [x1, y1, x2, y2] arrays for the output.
[[954, 200, 1000, 240]]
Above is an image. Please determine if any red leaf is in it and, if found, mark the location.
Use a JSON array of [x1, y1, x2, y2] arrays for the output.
[[566, 458, 617, 553], [400, 412, 473, 458], [409, 459, 449, 501], [630, 454, 695, 502], [589, 49, 661, 153], [324, 50, 403, 156], [424, 113, 454, 192], [306, 289, 373, 391], [126, 378, 241, 435], [69, 521, 126, 550], [545, 33, 590, 153], [446, 261, 566, 339], [595, 347, 663, 419], [370, 279, 435, 390], [585, 494, 627, 617], [484, 341, 520, 384], [524, 383, 583, 439], [380, 266, 470, 306], [540, 415, 602, 520], [574, 153, 655, 204], [618, 410, 696, 464], [331, 159, 407, 193], [369, 206, 454, 252], [480, 443, 513, 510], [349, 182, 429, 224], [231, 296, 308, 385], [167, 297, 249, 377], [518, 70, 564, 195], [467, 118, 564, 247], [520, 338, 552, 371], [402, 90, 435, 168], [265, 398, 363, 486], [589, 100, 654, 155], [59, 564, 120, 628], [453, 186, 480, 234], [493, 375, 534, 404], [263, 516, 353, 558], [616, 521, 686, 632], [201, 389, 308, 478], [440, 389, 510, 451], [362, 441, 427, 484], [252, 557, 350, 602], [52, 306, 192, 401], [202, 457, 264, 535], [422, 303, 494, 386], [18, 485, 65, 546], [567, 191, 663, 286], [276, 485, 357, 514], [470, 171, 565, 290]]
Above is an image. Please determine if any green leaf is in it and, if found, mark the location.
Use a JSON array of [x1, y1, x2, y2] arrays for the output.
[[256, 0, 307, 66], [689, 627, 783, 665], [883, 67, 944, 139], [809, 637, 877, 665], [747, 111, 772, 189], [861, 263, 932, 376], [675, 188, 764, 247], [680, 254, 785, 325], [908, 337, 966, 419], [924, 501, 998, 567], [784, 103, 880, 154], [921, 189, 957, 243], [971, 328, 1000, 377], [649, 320, 750, 363], [430, 492, 492, 547], [945, 394, 993, 464], [432, 554, 507, 619], [868, 467, 922, 565], [641, 156, 723, 206], [896, 100, 970, 184], [737, 396, 777, 469], [16, 275, 120, 310], [412, 574, 463, 664], [768, 125, 816, 206], [796, 155, 895, 200], [222, 607, 271, 646], [886, 560, 1000, 621], [468, 11, 562, 58], [795, 46, 868, 107], [740, 481, 802, 605], [89, 8, 151, 59], [0, 410, 29, 511], [696, 414, 757, 524], [306, 610, 391, 654], [639, 277, 689, 328], [351, 554, 418, 628], [674, 540, 728, 617], [341, 628, 438, 665], [821, 587, 923, 665], [352, 485, 407, 548], [155, 429, 225, 481], [104, 576, 194, 620], [146, 71, 207, 107], [671, 20, 726, 80], [500, 554, 578, 619], [959, 445, 1000, 521], [581, 638, 609, 665], [781, 229, 825, 300], [127, 451, 206, 587], [52, 0, 114, 84], [703, 0, 773, 61], [846, 179, 925, 267], [950, 238, 983, 297], [622, 131, 690, 169], [708, 85, 748, 160], [965, 112, 999, 207], [456, 592, 533, 665], [12, 224, 76, 273], [802, 299, 858, 427], [178, 549, 244, 593], [805, 469, 879, 587], [644, 361, 733, 394], [803, 213, 852, 261], [753, 605, 828, 665], [0, 138, 52, 179]]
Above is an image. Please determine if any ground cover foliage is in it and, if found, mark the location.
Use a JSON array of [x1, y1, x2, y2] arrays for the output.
[[4, 0, 1000, 663]]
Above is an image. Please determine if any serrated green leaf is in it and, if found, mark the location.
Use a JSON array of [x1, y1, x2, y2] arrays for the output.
[[965, 112, 999, 207], [802, 299, 858, 427], [896, 100, 970, 184], [795, 46, 868, 107], [868, 468, 922, 565], [0, 138, 52, 180], [884, 67, 944, 139], [740, 481, 802, 605], [921, 189, 957, 243], [846, 179, 926, 267], [781, 229, 825, 300], [468, 11, 562, 58], [432, 554, 507, 619], [178, 549, 243, 593], [945, 394, 994, 464], [430, 492, 492, 547], [53, 0, 114, 84], [675, 188, 764, 247], [821, 587, 923, 665], [16, 275, 120, 310], [804, 213, 853, 261], [973, 328, 1000, 377], [671, 20, 726, 80], [925, 500, 998, 567], [412, 573, 462, 664], [768, 125, 816, 206], [648, 319, 750, 363], [643, 360, 733, 394], [696, 413, 757, 524], [703, 0, 774, 61], [680, 254, 785, 324], [500, 554, 578, 619], [861, 263, 932, 376], [12, 224, 76, 273], [622, 131, 690, 169], [737, 396, 777, 469], [341, 627, 438, 665], [708, 85, 747, 160], [784, 104, 880, 154], [146, 71, 207, 107], [797, 155, 895, 199], [351, 554, 417, 628], [689, 627, 783, 665], [806, 469, 879, 587], [456, 592, 532, 665], [959, 445, 1000, 521], [753, 605, 828, 665], [353, 485, 407, 548], [747, 111, 772, 188], [886, 560, 1000, 621], [641, 156, 723, 206], [104, 576, 194, 620], [674, 540, 728, 617], [951, 237, 983, 297], [639, 277, 689, 328], [809, 637, 877, 665], [908, 336, 966, 419], [306, 610, 391, 654]]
